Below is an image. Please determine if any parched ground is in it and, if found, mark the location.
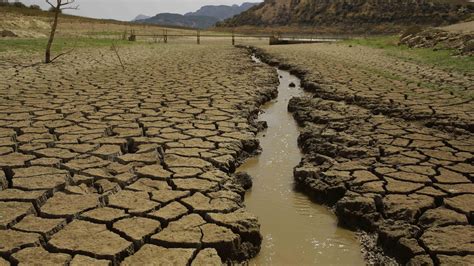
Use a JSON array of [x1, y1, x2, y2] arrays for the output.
[[259, 43, 473, 132], [253, 43, 474, 265], [0, 42, 278, 265]]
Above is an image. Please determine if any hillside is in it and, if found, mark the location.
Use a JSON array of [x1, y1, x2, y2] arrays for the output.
[[133, 14, 151, 21], [0, 4, 194, 39], [137, 3, 259, 29], [185, 3, 259, 21], [136, 13, 219, 29], [219, 0, 474, 33]]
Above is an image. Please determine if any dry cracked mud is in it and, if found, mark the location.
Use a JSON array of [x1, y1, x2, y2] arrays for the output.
[[256, 43, 474, 133], [0, 42, 279, 265], [251, 44, 474, 265]]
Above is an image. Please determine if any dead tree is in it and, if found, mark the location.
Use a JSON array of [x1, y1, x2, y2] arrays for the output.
[[45, 0, 78, 63]]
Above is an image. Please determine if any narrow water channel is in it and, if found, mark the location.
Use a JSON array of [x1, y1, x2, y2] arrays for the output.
[[239, 57, 365, 265]]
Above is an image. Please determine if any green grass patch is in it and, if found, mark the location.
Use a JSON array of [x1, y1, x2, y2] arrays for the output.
[[344, 35, 474, 75], [0, 37, 133, 54]]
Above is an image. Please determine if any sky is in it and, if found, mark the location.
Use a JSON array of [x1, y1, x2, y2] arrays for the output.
[[19, 0, 263, 21]]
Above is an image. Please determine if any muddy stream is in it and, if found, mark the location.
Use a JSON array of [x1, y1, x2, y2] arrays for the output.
[[239, 56, 365, 265]]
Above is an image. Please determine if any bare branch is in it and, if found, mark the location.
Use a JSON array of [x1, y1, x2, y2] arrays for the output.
[[111, 43, 125, 70], [60, 1, 76, 7], [45, 0, 56, 8], [49, 48, 75, 63], [47, 0, 78, 10], [61, 5, 79, 10]]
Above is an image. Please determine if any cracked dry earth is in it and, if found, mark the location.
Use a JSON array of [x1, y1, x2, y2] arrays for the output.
[[253, 44, 474, 265], [260, 44, 473, 133], [0, 43, 279, 265]]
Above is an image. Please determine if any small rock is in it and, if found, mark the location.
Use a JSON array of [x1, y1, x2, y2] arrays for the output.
[[0, 30, 17, 38], [234, 172, 252, 190]]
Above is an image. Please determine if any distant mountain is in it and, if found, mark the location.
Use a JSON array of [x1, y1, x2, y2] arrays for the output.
[[135, 2, 259, 29], [133, 14, 151, 21], [137, 13, 220, 29], [185, 2, 260, 21]]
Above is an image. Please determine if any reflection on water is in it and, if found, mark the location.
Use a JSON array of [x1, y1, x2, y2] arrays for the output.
[[239, 66, 364, 265]]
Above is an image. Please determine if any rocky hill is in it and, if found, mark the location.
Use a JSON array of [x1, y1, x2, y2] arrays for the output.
[[219, 0, 474, 33], [185, 3, 259, 21], [136, 13, 219, 29], [136, 3, 259, 29], [133, 14, 151, 21]]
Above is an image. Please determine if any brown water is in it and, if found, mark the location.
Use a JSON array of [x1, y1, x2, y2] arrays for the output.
[[240, 59, 365, 265]]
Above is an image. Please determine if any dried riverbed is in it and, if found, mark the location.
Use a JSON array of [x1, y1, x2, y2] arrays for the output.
[[1, 39, 472, 265]]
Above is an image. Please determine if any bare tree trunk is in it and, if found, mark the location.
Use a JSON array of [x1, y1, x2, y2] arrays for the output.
[[45, 6, 60, 63]]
